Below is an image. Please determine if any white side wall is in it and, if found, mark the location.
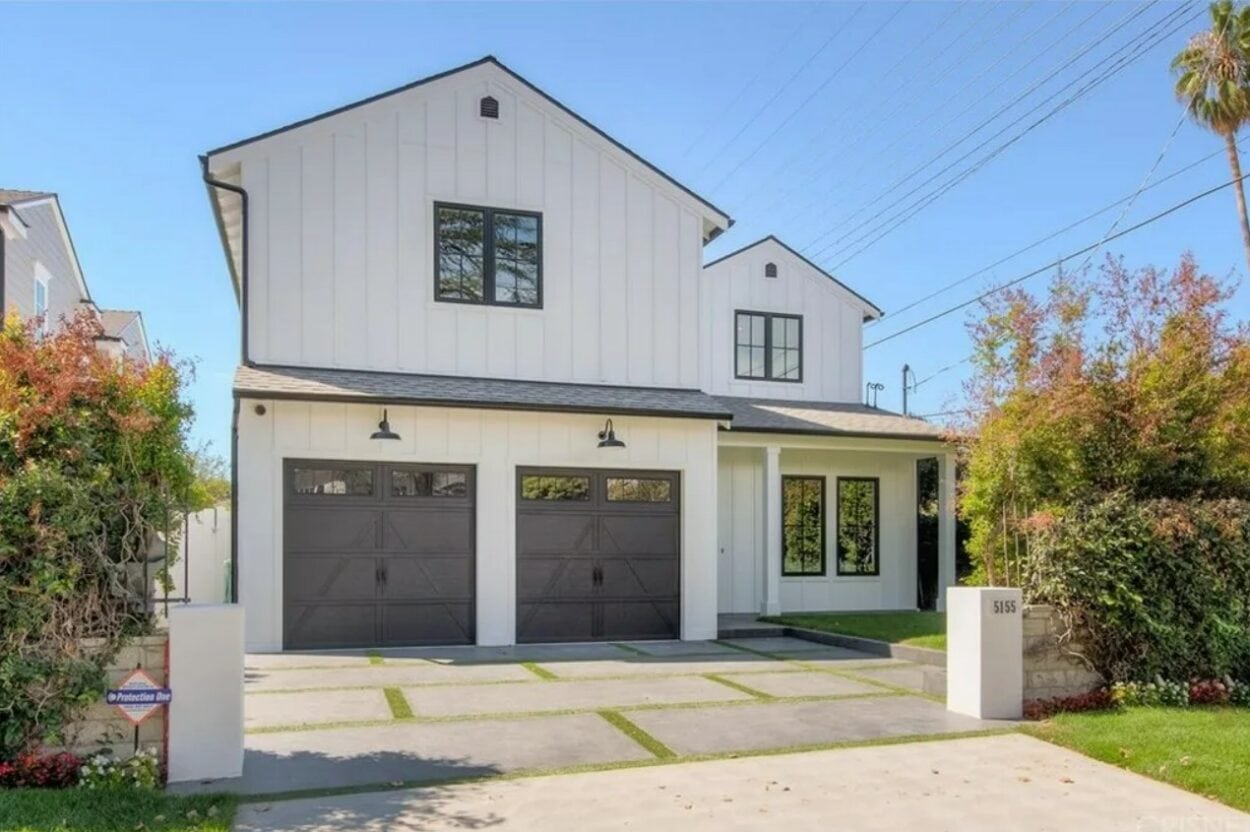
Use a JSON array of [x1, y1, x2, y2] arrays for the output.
[[167, 507, 232, 606], [716, 445, 922, 614], [700, 240, 869, 403], [237, 399, 719, 651], [212, 62, 711, 388]]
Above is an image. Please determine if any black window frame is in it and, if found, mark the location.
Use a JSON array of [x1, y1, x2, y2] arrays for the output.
[[434, 201, 543, 309], [836, 476, 881, 577], [734, 310, 803, 383], [781, 475, 826, 577]]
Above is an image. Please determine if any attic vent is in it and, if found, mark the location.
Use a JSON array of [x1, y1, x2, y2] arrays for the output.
[[480, 96, 500, 119], [764, 262, 778, 278]]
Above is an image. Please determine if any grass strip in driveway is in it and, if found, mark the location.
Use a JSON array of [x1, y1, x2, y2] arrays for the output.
[[610, 642, 650, 656], [702, 673, 775, 699], [520, 661, 558, 680], [383, 687, 413, 719], [367, 651, 384, 666], [598, 710, 676, 759]]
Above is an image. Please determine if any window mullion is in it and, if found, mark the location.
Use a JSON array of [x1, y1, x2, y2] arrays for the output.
[[483, 209, 496, 302], [763, 313, 773, 379]]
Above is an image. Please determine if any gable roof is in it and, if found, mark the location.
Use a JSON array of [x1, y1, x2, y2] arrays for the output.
[[0, 189, 54, 206], [203, 55, 732, 234], [97, 309, 150, 360], [0, 189, 92, 303], [704, 235, 883, 321]]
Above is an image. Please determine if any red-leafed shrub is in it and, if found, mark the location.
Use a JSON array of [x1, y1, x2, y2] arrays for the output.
[[1189, 678, 1231, 705], [0, 751, 83, 789], [1024, 687, 1116, 720], [1, 311, 199, 759]]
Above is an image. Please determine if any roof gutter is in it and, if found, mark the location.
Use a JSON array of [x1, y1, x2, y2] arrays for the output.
[[199, 155, 251, 366]]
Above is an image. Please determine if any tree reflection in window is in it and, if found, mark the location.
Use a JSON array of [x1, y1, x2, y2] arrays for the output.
[[435, 204, 541, 307], [837, 477, 879, 575], [436, 206, 485, 301], [782, 476, 824, 575]]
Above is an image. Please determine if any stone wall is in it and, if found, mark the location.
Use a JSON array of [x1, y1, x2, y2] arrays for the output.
[[57, 634, 168, 761], [1023, 605, 1104, 702]]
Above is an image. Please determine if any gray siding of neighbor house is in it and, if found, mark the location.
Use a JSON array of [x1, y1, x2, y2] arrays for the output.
[[3, 201, 88, 325]]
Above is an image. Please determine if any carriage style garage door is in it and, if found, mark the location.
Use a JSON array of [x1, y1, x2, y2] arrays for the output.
[[516, 468, 680, 643], [283, 460, 475, 650]]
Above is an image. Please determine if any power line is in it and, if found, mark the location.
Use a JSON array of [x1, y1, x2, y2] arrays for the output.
[[732, 0, 984, 209], [867, 141, 1235, 326], [678, 2, 829, 161], [706, 2, 909, 193], [801, 1, 1170, 260], [695, 4, 864, 178], [770, 0, 1090, 233], [863, 173, 1248, 350], [820, 3, 1201, 270]]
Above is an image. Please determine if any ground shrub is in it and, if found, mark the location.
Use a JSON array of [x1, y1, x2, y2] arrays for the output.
[[78, 750, 160, 790], [1110, 679, 1191, 708], [0, 312, 197, 758], [0, 751, 83, 789], [1023, 688, 1115, 720]]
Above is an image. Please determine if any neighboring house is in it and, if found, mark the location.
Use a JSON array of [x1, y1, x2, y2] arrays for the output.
[[0, 189, 150, 361], [202, 56, 955, 653]]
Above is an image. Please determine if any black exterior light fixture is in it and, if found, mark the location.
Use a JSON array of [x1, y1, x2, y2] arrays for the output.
[[597, 418, 625, 449], [370, 409, 401, 441]]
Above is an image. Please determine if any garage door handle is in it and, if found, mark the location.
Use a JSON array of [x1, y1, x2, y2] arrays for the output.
[[592, 565, 602, 586]]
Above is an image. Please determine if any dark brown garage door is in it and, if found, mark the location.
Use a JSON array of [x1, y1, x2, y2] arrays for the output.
[[283, 460, 475, 650], [516, 468, 680, 643]]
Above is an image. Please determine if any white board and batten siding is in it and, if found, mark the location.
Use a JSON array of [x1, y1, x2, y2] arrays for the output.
[[700, 238, 873, 403], [717, 446, 919, 615], [236, 399, 719, 652], [209, 62, 714, 389]]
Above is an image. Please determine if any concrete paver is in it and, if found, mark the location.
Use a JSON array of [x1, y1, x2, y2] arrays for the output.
[[617, 640, 741, 657], [844, 663, 934, 693], [720, 636, 835, 653], [231, 733, 1250, 832], [537, 654, 787, 679], [181, 712, 652, 796], [403, 674, 752, 717], [717, 670, 887, 698], [627, 693, 999, 755], [380, 642, 631, 664], [246, 653, 372, 670], [245, 662, 534, 692], [246, 689, 392, 729]]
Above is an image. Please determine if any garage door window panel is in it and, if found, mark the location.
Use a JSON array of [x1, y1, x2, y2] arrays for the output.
[[391, 469, 469, 498], [606, 477, 672, 503], [520, 474, 591, 502], [292, 466, 374, 496]]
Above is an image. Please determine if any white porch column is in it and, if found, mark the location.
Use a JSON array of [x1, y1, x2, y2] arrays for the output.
[[761, 445, 782, 616], [936, 451, 957, 612]]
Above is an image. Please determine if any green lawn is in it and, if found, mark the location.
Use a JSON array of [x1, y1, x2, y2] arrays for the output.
[[761, 611, 946, 650], [1027, 707, 1250, 812], [0, 789, 236, 832]]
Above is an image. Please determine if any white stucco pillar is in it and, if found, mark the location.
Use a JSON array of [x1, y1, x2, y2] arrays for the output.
[[936, 451, 957, 612], [761, 445, 782, 616], [167, 604, 245, 783]]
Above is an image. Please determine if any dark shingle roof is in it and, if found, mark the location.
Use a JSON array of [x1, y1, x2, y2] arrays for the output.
[[0, 189, 53, 206], [235, 365, 733, 421], [716, 395, 946, 440]]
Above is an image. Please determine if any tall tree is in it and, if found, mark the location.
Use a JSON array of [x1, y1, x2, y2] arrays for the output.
[[1173, 0, 1250, 277]]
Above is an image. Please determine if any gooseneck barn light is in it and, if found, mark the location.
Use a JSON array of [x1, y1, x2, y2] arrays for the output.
[[597, 418, 625, 449], [370, 409, 401, 441]]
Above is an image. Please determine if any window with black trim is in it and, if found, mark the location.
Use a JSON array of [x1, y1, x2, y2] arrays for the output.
[[837, 477, 880, 576], [606, 477, 672, 502], [391, 470, 468, 497], [520, 475, 590, 501], [735, 311, 801, 381], [782, 476, 825, 576], [435, 203, 541, 307]]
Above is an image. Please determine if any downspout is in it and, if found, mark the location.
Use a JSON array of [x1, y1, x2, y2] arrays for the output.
[[0, 229, 7, 319], [200, 154, 250, 605]]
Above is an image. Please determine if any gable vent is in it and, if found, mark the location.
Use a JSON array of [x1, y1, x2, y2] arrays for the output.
[[764, 262, 778, 278], [480, 96, 500, 119]]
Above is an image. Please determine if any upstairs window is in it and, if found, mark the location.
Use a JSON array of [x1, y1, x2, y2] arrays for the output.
[[735, 311, 802, 382], [33, 267, 50, 337], [435, 203, 541, 308]]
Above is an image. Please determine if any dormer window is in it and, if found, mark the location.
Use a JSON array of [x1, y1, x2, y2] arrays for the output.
[[435, 202, 542, 308], [764, 262, 778, 278], [735, 310, 802, 382], [480, 96, 500, 119]]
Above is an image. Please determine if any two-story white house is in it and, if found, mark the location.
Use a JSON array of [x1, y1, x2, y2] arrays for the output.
[[202, 56, 955, 653]]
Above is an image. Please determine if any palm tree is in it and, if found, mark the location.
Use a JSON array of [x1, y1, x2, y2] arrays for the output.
[[1173, 0, 1250, 277]]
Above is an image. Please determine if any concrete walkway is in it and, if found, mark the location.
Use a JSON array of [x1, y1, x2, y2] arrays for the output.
[[177, 636, 975, 798], [232, 733, 1250, 831]]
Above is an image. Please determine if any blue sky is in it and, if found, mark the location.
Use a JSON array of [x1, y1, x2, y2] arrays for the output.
[[3, 1, 1247, 457]]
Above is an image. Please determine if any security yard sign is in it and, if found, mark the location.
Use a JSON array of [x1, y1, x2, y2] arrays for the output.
[[106, 669, 172, 726]]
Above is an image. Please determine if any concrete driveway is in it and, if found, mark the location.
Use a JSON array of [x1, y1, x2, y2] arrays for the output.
[[178, 636, 994, 798], [232, 733, 1250, 832]]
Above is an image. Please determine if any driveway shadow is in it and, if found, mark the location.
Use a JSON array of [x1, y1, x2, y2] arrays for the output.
[[232, 780, 508, 831]]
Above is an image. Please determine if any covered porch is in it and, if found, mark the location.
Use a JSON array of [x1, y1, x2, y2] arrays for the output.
[[712, 397, 955, 619]]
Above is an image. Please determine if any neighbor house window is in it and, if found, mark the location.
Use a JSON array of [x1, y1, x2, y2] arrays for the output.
[[435, 203, 541, 308], [34, 269, 50, 336], [782, 476, 825, 576], [735, 311, 801, 381], [836, 477, 879, 576], [391, 470, 468, 497], [292, 467, 374, 496]]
